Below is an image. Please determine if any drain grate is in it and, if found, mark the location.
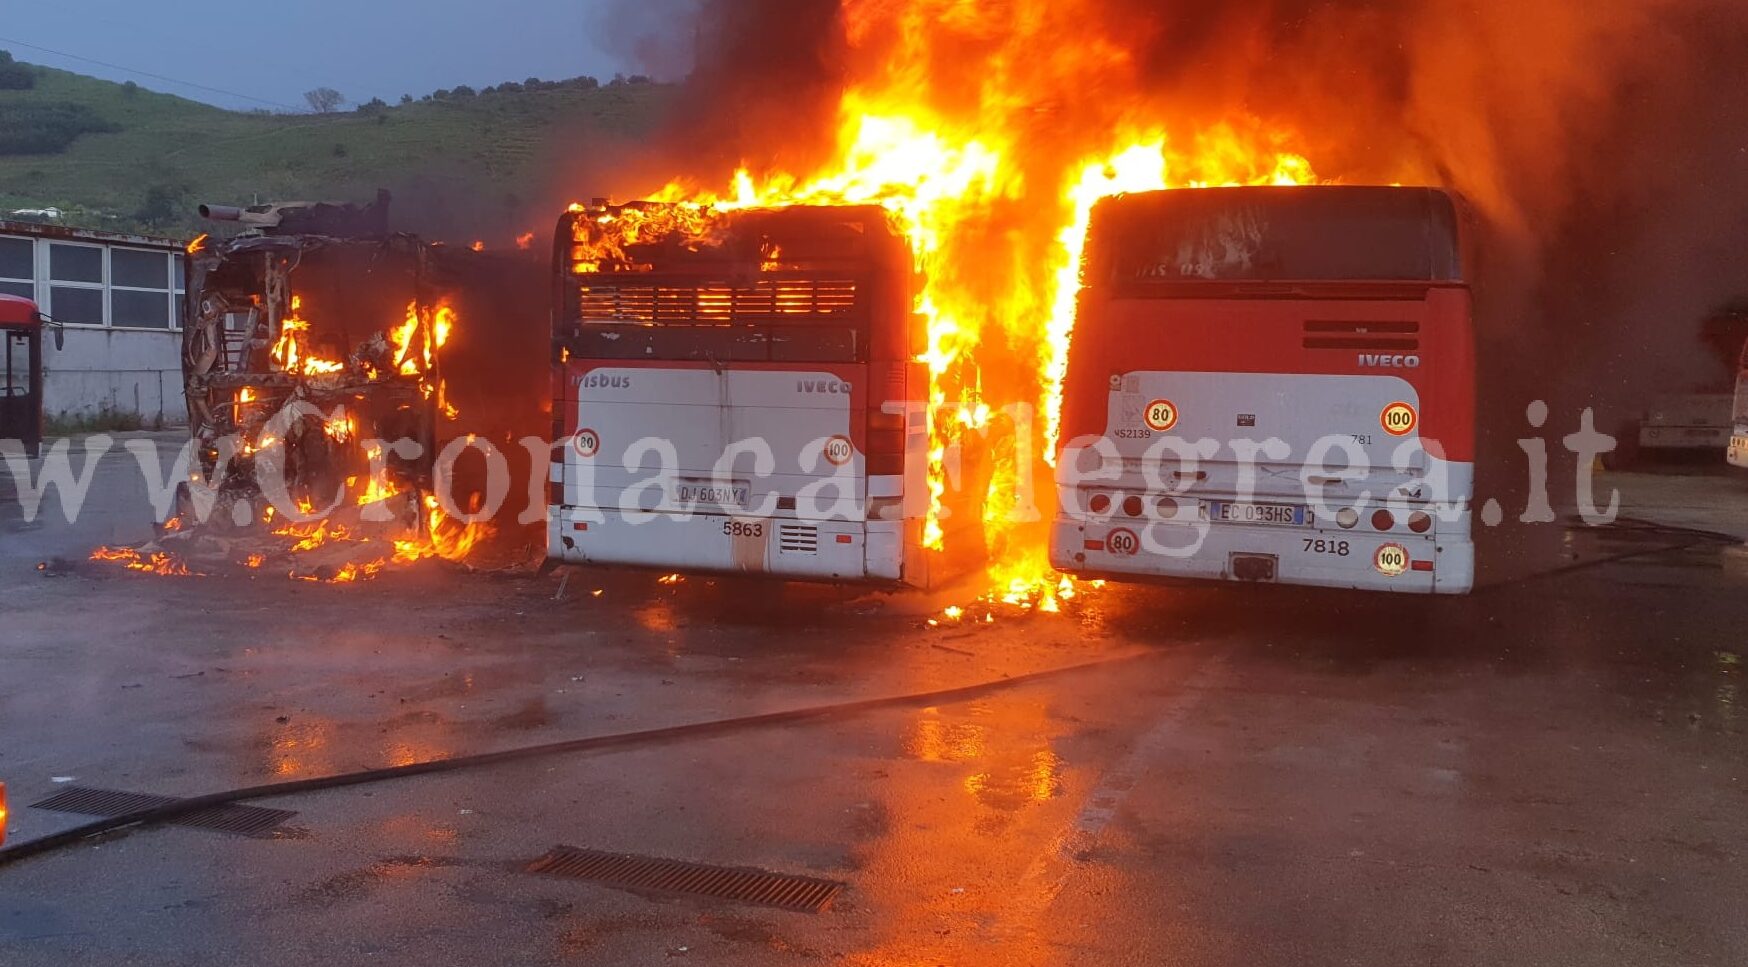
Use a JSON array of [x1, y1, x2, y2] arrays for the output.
[[32, 786, 297, 838], [526, 846, 843, 913]]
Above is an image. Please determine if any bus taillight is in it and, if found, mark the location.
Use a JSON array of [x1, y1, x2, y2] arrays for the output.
[[867, 408, 907, 476]]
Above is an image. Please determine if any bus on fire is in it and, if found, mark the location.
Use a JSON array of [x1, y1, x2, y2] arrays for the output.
[[546, 202, 980, 585], [1050, 185, 1476, 594]]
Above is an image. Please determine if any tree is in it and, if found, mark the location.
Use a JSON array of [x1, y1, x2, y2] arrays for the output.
[[0, 50, 35, 91], [355, 96, 388, 115], [399, 94, 414, 106], [304, 87, 345, 113], [134, 184, 186, 230], [450, 84, 476, 98]]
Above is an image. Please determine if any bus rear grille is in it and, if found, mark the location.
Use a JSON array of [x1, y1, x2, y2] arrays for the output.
[[778, 523, 819, 554], [1301, 319, 1419, 351], [580, 279, 859, 323]]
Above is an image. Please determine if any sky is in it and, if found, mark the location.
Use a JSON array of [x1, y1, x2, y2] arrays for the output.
[[0, 0, 693, 111]]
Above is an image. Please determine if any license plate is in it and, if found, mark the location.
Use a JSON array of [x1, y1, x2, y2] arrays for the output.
[[673, 479, 750, 508], [1209, 501, 1308, 527]]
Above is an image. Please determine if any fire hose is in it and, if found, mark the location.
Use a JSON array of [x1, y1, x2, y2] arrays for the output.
[[0, 650, 1160, 869]]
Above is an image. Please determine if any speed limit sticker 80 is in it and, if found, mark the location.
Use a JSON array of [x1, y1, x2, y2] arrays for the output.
[[573, 428, 601, 458], [1105, 528, 1140, 556], [1143, 399, 1179, 432]]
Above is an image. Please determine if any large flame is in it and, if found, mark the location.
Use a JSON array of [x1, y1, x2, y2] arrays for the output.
[[577, 2, 1322, 610]]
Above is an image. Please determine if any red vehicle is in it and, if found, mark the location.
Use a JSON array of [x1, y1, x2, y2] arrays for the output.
[[0, 294, 46, 458], [1051, 185, 1476, 594], [547, 203, 965, 584]]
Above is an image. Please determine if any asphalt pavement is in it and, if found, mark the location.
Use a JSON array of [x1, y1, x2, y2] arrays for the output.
[[0, 441, 1743, 966]]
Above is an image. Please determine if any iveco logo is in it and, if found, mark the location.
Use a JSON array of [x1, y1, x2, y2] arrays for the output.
[[1358, 353, 1421, 369], [579, 374, 632, 389], [798, 379, 852, 395]]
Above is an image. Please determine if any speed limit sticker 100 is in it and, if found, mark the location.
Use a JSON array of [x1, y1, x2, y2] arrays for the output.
[[1380, 401, 1418, 436], [1374, 542, 1410, 577]]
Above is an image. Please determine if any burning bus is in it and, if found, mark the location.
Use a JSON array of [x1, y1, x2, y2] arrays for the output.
[[547, 201, 984, 585], [1051, 185, 1477, 594], [95, 192, 498, 580]]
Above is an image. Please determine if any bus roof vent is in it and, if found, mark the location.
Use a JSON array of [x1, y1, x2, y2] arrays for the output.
[[579, 279, 860, 324]]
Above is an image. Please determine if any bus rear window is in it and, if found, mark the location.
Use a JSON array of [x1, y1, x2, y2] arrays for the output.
[[1090, 186, 1463, 285]]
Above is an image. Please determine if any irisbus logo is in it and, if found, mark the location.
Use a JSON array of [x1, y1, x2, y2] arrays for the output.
[[1357, 353, 1421, 369], [579, 374, 632, 390], [797, 379, 853, 395]]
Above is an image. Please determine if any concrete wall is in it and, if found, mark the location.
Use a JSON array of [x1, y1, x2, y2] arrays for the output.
[[42, 326, 184, 425]]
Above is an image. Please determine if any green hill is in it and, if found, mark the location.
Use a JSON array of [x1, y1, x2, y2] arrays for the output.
[[0, 56, 675, 238]]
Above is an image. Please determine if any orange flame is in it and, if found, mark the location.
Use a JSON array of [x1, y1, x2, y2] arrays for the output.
[[270, 296, 347, 377], [577, 118, 1316, 608]]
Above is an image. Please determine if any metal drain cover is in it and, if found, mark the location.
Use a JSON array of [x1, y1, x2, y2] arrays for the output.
[[526, 845, 844, 913], [31, 786, 296, 838]]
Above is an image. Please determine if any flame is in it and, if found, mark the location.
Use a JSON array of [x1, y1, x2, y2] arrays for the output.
[[186, 233, 209, 255], [562, 0, 1331, 607], [516, 232, 536, 250], [96, 292, 488, 584], [576, 108, 1316, 606], [89, 546, 200, 576], [270, 296, 347, 377]]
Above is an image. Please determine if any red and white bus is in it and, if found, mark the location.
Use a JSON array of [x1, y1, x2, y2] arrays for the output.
[[547, 203, 957, 584], [0, 294, 46, 459], [1051, 185, 1475, 594]]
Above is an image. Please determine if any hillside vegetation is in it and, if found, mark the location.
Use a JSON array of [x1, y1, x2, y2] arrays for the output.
[[0, 56, 675, 239]]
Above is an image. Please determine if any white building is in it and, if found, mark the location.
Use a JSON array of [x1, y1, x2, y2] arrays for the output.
[[0, 220, 189, 426]]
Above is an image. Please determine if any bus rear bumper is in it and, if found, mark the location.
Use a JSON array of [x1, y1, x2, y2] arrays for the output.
[[1728, 431, 1748, 470], [1049, 517, 1474, 595], [548, 506, 902, 583]]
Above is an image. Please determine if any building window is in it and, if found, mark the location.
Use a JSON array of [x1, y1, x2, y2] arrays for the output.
[[110, 247, 174, 329], [0, 236, 32, 301], [48, 241, 106, 326], [174, 255, 187, 328]]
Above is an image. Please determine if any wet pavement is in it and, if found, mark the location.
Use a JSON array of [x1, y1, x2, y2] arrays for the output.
[[0, 444, 1745, 966]]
